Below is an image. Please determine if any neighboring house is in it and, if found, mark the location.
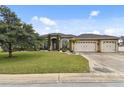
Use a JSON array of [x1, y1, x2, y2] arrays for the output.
[[118, 36, 124, 52], [119, 46, 124, 52], [41, 33, 119, 53], [119, 36, 124, 46]]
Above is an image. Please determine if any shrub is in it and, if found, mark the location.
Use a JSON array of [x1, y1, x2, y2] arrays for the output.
[[62, 48, 67, 52]]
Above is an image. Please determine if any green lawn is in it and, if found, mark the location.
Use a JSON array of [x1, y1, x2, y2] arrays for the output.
[[0, 51, 89, 74], [0, 47, 2, 52]]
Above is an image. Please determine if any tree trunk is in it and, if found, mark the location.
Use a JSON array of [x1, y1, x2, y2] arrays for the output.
[[8, 42, 12, 58]]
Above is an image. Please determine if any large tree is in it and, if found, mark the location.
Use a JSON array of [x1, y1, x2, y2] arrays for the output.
[[16, 23, 40, 51], [22, 23, 43, 51], [0, 5, 22, 57], [0, 6, 42, 57]]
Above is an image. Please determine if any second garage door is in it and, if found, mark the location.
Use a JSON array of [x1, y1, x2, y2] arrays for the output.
[[74, 41, 97, 52], [101, 40, 116, 52]]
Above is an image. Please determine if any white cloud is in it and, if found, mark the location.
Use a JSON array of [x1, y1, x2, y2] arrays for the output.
[[86, 30, 100, 34], [32, 16, 38, 21], [41, 32, 49, 35], [89, 10, 100, 19], [92, 30, 100, 34], [31, 16, 124, 36], [104, 28, 124, 36], [39, 17, 56, 26], [55, 29, 60, 33], [45, 27, 51, 30]]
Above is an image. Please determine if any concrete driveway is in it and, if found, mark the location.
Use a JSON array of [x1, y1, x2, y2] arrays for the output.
[[81, 53, 124, 73]]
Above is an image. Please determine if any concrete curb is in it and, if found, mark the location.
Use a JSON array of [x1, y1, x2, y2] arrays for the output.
[[80, 53, 94, 72], [0, 73, 124, 84]]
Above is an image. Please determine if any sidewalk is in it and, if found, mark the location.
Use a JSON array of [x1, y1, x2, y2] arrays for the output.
[[0, 73, 124, 84]]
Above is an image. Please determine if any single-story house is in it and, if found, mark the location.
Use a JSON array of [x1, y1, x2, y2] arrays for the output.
[[41, 33, 119, 53]]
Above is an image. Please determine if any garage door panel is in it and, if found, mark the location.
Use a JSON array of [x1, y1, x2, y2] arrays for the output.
[[101, 40, 116, 52], [74, 41, 97, 52]]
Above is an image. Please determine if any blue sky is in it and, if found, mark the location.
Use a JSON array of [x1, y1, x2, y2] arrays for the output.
[[8, 5, 124, 36]]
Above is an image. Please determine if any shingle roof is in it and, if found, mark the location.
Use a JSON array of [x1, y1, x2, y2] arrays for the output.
[[41, 33, 119, 40], [41, 33, 76, 38], [77, 34, 119, 40]]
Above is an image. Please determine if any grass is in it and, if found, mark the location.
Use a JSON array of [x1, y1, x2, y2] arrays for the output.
[[0, 47, 2, 52], [0, 51, 89, 74]]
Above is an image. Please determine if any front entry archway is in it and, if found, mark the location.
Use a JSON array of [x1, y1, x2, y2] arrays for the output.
[[51, 38, 57, 50], [47, 34, 61, 51]]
